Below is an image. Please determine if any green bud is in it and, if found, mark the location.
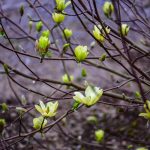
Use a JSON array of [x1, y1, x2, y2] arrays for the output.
[[120, 24, 130, 36], [62, 74, 74, 83], [33, 116, 47, 130], [36, 21, 43, 32], [95, 129, 105, 143], [0, 118, 6, 133], [0, 27, 5, 37], [19, 4, 24, 17], [63, 43, 70, 51], [81, 68, 87, 77], [52, 13, 65, 24], [103, 1, 114, 18], [35, 36, 50, 57], [93, 25, 105, 43], [56, 0, 71, 11], [63, 28, 72, 39], [41, 30, 50, 38], [1, 103, 8, 112], [86, 116, 98, 125], [135, 91, 141, 99], [100, 53, 106, 62], [74, 45, 89, 62]]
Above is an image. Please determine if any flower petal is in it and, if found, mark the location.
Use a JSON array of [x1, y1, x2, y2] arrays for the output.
[[39, 100, 46, 110], [35, 105, 43, 114]]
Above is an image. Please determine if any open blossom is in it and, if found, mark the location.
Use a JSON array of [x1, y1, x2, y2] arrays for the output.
[[73, 85, 103, 106], [35, 100, 59, 117]]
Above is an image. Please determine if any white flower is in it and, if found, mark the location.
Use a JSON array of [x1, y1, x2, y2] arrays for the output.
[[35, 100, 59, 117], [73, 85, 103, 106]]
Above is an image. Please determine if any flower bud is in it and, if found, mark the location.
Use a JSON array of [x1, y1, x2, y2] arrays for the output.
[[120, 24, 130, 36], [63, 43, 70, 51], [41, 30, 50, 38], [86, 116, 98, 124], [33, 116, 47, 130], [0, 118, 6, 133], [35, 36, 50, 57], [56, 0, 71, 12], [95, 129, 105, 143], [74, 45, 89, 62], [52, 13, 65, 24], [103, 1, 114, 18], [93, 25, 105, 43], [2, 103, 8, 112], [19, 4, 24, 17], [63, 28, 72, 39], [62, 74, 74, 83], [81, 68, 87, 77], [99, 53, 106, 62], [36, 21, 43, 32]]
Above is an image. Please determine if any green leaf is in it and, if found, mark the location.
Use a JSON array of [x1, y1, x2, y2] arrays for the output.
[[45, 51, 52, 58], [72, 100, 80, 110], [3, 64, 9, 74], [81, 68, 87, 77]]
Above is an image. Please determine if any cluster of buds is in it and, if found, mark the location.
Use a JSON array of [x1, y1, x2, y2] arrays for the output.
[[93, 25, 110, 43]]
